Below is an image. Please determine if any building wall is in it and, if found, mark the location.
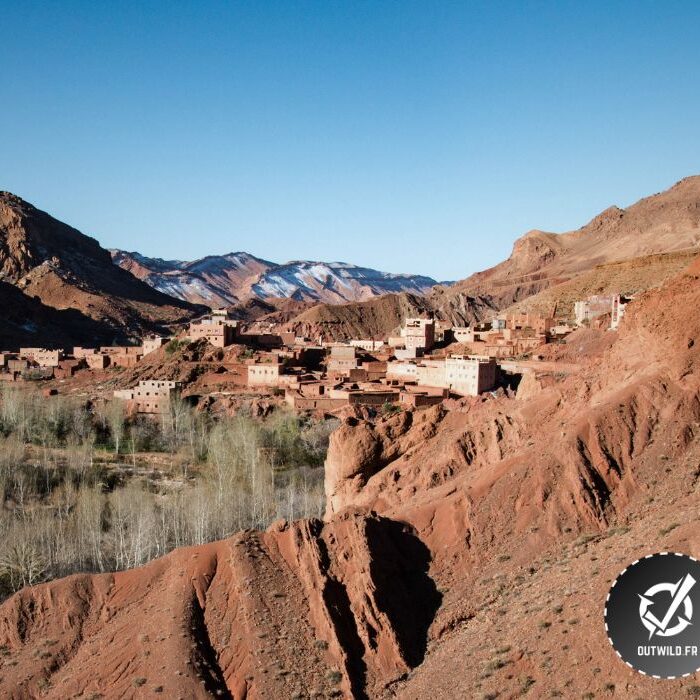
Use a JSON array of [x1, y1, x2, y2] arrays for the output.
[[8, 359, 28, 372], [399, 392, 444, 408], [347, 390, 399, 406], [85, 354, 109, 369], [327, 357, 359, 372], [100, 346, 143, 355], [574, 295, 615, 325], [329, 345, 357, 360], [248, 364, 281, 386], [112, 354, 141, 368], [143, 337, 169, 355], [349, 340, 385, 351], [34, 350, 63, 367], [386, 362, 418, 381], [402, 319, 435, 350], [417, 361, 446, 388], [610, 295, 630, 330], [189, 319, 237, 347]]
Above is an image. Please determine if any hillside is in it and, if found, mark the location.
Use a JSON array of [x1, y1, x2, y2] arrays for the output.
[[112, 250, 439, 306], [0, 193, 203, 346], [429, 175, 700, 321], [278, 291, 433, 341], [0, 253, 698, 697], [271, 176, 700, 336], [0, 280, 112, 348], [504, 247, 699, 318]]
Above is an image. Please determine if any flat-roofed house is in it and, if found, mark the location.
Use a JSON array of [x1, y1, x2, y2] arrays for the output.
[[123, 380, 181, 414], [189, 317, 238, 347], [142, 336, 170, 356], [248, 362, 281, 387], [401, 318, 435, 351], [445, 355, 497, 396], [327, 345, 359, 373]]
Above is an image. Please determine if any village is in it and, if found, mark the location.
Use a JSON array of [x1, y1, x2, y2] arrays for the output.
[[0, 294, 632, 417]]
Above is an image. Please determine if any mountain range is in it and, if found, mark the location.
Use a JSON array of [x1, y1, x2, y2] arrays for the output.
[[110, 249, 439, 307], [2, 176, 700, 349]]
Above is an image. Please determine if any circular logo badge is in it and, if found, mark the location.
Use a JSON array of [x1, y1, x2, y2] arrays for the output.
[[605, 552, 700, 678]]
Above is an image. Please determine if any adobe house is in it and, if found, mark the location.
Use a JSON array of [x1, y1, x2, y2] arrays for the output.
[[328, 387, 401, 406], [401, 318, 435, 351], [111, 353, 142, 368], [19, 347, 45, 359], [0, 353, 17, 369], [399, 389, 446, 408], [610, 294, 632, 330], [73, 347, 97, 358], [142, 336, 170, 356], [349, 339, 386, 351], [54, 358, 86, 379], [506, 313, 554, 335], [452, 327, 485, 344], [386, 361, 419, 383], [189, 317, 238, 348], [85, 353, 109, 370], [115, 380, 181, 414], [327, 345, 360, 373], [574, 295, 615, 326], [394, 347, 423, 360], [445, 355, 497, 396], [7, 358, 29, 373], [33, 350, 64, 368], [417, 359, 447, 388], [247, 362, 281, 387], [361, 361, 387, 381], [412, 355, 497, 396]]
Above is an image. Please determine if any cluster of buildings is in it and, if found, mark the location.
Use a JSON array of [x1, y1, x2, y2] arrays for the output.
[[0, 336, 170, 383], [237, 319, 503, 414], [4, 293, 636, 418]]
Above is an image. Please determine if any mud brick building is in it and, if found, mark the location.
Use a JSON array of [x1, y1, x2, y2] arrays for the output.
[[610, 294, 632, 330], [247, 362, 281, 387], [327, 345, 359, 373], [401, 318, 435, 351], [115, 380, 181, 414], [142, 336, 170, 356], [189, 317, 238, 347]]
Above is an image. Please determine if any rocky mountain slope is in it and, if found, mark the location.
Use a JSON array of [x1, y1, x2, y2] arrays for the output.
[[0, 252, 698, 698], [0, 193, 203, 346], [111, 250, 274, 308], [284, 175, 700, 336], [112, 250, 439, 307], [429, 174, 700, 321]]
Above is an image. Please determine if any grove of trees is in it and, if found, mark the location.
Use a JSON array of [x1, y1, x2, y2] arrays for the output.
[[0, 385, 336, 598]]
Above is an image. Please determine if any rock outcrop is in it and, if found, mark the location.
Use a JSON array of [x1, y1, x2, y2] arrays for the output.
[[0, 192, 203, 345]]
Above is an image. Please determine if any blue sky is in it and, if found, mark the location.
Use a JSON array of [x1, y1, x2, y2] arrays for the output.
[[2, 1, 699, 281]]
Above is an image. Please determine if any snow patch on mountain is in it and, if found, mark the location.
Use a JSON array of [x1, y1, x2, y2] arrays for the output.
[[111, 250, 438, 306]]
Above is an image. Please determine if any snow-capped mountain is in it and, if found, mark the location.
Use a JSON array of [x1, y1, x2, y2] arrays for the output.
[[111, 250, 438, 307]]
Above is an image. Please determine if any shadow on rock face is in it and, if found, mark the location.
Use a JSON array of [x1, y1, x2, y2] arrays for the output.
[[366, 516, 442, 668]]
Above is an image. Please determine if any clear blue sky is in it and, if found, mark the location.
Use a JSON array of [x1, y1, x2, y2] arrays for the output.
[[2, 1, 699, 281]]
